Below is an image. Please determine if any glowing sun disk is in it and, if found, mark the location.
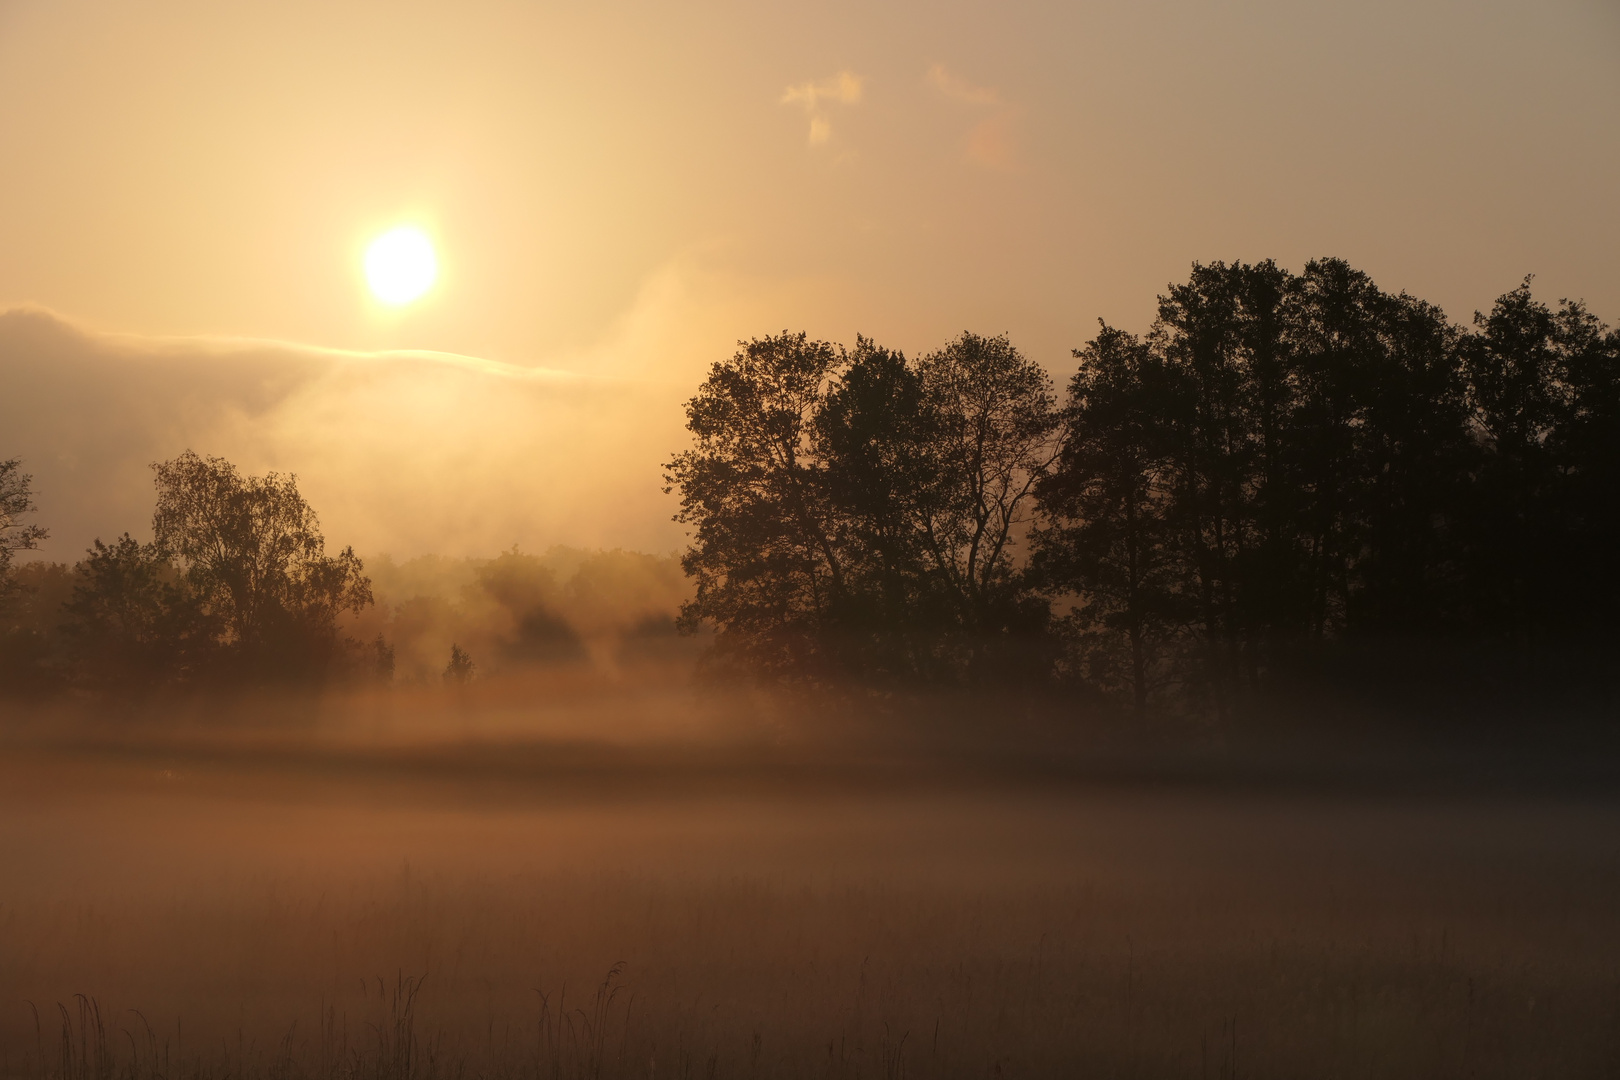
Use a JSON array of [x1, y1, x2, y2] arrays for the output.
[[365, 226, 437, 304]]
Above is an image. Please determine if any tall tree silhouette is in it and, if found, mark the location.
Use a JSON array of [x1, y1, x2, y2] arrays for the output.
[[1461, 283, 1620, 673], [911, 333, 1062, 654], [666, 333, 846, 678], [151, 451, 372, 681], [667, 331, 1061, 683], [1147, 259, 1294, 713], [1289, 262, 1468, 642], [1034, 325, 1189, 715], [1040, 259, 1618, 717], [815, 336, 943, 673], [0, 459, 47, 602]]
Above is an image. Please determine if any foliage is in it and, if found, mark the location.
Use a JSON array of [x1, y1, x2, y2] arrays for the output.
[[1031, 325, 1189, 714], [1034, 260, 1620, 718], [670, 264, 1620, 719], [0, 559, 72, 696], [60, 534, 220, 691], [0, 458, 47, 599], [443, 643, 475, 683], [472, 549, 585, 665], [665, 332, 1060, 684], [22, 452, 377, 694], [147, 451, 373, 682]]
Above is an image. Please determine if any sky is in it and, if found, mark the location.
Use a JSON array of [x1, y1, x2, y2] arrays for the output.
[[2, 0, 1618, 559]]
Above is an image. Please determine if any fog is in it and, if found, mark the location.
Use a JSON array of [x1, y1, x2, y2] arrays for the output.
[[0, 307, 691, 562], [3, 717, 1620, 1079], [6, 518, 1620, 1077]]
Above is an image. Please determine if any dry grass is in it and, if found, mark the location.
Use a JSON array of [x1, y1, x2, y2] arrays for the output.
[[1, 709, 1619, 1079]]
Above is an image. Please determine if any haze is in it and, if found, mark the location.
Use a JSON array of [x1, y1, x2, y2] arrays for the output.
[[3, 0, 1618, 558]]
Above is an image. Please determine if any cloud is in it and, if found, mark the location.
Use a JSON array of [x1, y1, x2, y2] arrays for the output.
[[780, 70, 863, 145], [966, 113, 1020, 170], [0, 308, 683, 562], [926, 63, 1000, 106], [0, 249, 854, 564], [780, 70, 864, 111], [926, 63, 1020, 170]]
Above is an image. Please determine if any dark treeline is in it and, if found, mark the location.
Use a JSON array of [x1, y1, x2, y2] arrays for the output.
[[667, 259, 1620, 721], [4, 258, 1616, 723], [0, 451, 377, 696], [0, 451, 695, 701]]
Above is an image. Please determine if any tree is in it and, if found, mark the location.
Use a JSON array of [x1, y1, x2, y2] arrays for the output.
[[666, 331, 1062, 684], [1554, 308, 1620, 647], [1459, 282, 1620, 682], [444, 643, 475, 684], [0, 460, 54, 693], [1288, 261, 1470, 642], [151, 451, 373, 680], [0, 459, 47, 601], [1152, 259, 1293, 713], [371, 634, 396, 682], [1037, 259, 1620, 718], [474, 549, 585, 665], [1034, 324, 1190, 715], [60, 535, 219, 690], [909, 333, 1063, 659], [815, 334, 1063, 677], [815, 336, 940, 672], [665, 333, 848, 678]]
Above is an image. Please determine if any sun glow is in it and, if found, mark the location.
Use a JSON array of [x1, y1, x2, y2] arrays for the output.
[[365, 226, 437, 305]]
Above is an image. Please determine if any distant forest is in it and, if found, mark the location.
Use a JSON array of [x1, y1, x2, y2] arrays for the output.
[[3, 258, 1617, 722]]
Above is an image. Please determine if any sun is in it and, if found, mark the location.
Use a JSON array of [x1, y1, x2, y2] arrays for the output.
[[365, 226, 437, 305]]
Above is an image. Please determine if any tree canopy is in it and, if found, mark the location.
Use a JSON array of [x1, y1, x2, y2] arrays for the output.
[[669, 261, 1620, 719], [52, 452, 375, 691], [666, 332, 1059, 685], [150, 451, 372, 676], [0, 459, 47, 599]]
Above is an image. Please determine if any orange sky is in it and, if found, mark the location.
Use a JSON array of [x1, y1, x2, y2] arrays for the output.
[[2, 0, 1618, 557]]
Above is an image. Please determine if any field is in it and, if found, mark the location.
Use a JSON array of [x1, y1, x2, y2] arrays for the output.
[[2, 693, 1619, 1079]]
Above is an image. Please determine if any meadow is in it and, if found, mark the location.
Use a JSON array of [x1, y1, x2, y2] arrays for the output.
[[2, 688, 1618, 1080]]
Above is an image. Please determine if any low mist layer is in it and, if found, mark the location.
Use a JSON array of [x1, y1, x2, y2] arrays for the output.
[[354, 547, 693, 682], [2, 746, 1618, 1079], [0, 307, 688, 562]]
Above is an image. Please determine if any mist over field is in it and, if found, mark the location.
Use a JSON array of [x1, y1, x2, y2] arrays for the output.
[[5, 719, 1620, 1079]]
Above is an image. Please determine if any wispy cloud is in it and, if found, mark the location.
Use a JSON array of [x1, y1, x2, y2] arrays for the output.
[[926, 63, 1000, 106], [780, 70, 863, 145], [927, 63, 1020, 170], [965, 113, 1019, 170]]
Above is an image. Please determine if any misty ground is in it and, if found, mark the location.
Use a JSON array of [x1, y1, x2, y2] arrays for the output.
[[2, 687, 1619, 1079]]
